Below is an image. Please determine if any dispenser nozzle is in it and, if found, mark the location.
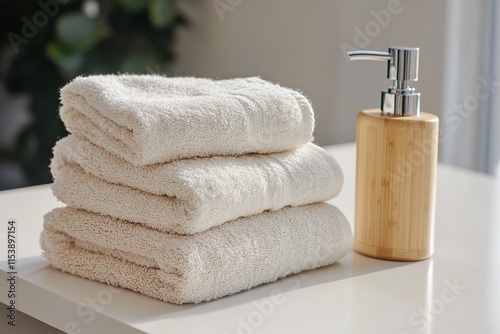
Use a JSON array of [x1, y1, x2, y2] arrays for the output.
[[347, 50, 392, 62]]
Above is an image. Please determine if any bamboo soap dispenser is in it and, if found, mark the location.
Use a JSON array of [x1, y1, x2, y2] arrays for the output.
[[347, 47, 438, 261]]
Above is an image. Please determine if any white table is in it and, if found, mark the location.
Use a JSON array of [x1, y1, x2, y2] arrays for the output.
[[1, 143, 499, 334]]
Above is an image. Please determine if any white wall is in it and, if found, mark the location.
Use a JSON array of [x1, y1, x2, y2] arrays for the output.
[[172, 0, 448, 146]]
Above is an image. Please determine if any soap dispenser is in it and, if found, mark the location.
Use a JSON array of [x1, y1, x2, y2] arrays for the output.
[[347, 47, 438, 261]]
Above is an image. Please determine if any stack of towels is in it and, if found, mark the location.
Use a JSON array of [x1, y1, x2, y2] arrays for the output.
[[40, 75, 352, 304]]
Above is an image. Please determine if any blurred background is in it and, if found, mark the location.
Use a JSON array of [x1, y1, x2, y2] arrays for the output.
[[1, 0, 499, 190]]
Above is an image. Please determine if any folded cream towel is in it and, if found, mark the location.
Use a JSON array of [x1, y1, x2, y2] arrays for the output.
[[51, 135, 343, 234], [41, 203, 352, 304], [60, 75, 314, 165]]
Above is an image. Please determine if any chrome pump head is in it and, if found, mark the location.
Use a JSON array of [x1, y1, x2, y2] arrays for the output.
[[347, 47, 420, 116]]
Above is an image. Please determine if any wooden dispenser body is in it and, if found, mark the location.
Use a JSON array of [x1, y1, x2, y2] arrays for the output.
[[354, 109, 439, 261]]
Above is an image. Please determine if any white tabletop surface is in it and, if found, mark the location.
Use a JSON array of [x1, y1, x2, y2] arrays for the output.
[[1, 143, 499, 334]]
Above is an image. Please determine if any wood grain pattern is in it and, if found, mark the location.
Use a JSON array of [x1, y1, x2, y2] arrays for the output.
[[354, 109, 439, 261]]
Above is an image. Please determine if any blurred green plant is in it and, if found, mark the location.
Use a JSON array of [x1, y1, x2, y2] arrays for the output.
[[0, 0, 185, 187]]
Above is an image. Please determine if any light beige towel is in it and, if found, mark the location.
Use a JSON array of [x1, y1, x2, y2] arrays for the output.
[[51, 135, 343, 234], [41, 204, 352, 304], [60, 75, 314, 165]]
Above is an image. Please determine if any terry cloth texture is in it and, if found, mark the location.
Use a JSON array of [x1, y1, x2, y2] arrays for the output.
[[41, 203, 352, 304], [50, 135, 344, 234], [60, 75, 315, 165]]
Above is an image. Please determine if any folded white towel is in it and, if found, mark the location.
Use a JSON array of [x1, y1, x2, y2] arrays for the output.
[[51, 135, 343, 234], [60, 75, 314, 165], [41, 204, 352, 304]]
